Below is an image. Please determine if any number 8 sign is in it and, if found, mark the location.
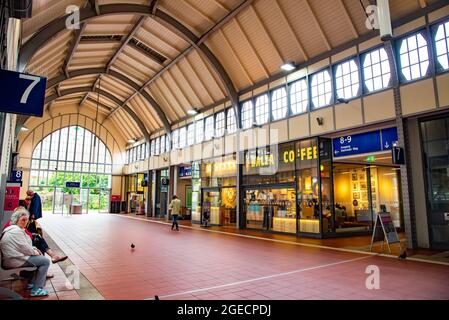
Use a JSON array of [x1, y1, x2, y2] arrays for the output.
[[0, 69, 47, 117]]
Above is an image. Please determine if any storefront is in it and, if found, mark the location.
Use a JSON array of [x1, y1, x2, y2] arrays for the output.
[[241, 128, 404, 238], [420, 115, 449, 250], [328, 127, 404, 236], [200, 155, 237, 226], [126, 172, 148, 215], [154, 168, 170, 218], [175, 165, 192, 220], [242, 139, 322, 235]]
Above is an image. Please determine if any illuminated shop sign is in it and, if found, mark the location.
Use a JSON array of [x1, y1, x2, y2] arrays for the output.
[[245, 150, 275, 168], [283, 146, 318, 164], [204, 158, 237, 177]]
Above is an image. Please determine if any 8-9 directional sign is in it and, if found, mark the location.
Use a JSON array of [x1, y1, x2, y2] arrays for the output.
[[0, 69, 47, 117]]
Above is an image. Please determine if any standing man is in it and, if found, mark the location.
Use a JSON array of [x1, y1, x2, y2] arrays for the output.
[[169, 195, 181, 231], [27, 190, 42, 220]]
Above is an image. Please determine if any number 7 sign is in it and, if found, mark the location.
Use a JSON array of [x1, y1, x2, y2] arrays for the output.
[[0, 69, 47, 117]]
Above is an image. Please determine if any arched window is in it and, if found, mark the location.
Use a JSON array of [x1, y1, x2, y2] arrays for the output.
[[30, 126, 113, 214]]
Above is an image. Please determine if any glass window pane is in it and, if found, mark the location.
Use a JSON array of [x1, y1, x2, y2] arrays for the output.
[[196, 119, 204, 143]]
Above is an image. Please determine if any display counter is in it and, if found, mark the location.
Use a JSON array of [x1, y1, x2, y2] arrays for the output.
[[299, 219, 320, 233], [272, 217, 296, 233], [210, 206, 220, 225]]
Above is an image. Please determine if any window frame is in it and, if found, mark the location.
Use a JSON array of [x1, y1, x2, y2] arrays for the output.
[[187, 123, 195, 146], [241, 99, 254, 130], [360, 45, 393, 94], [309, 68, 333, 109], [396, 29, 432, 83], [204, 116, 215, 141], [289, 77, 309, 116], [226, 108, 237, 134], [270, 85, 289, 121], [215, 111, 225, 138], [431, 19, 449, 74], [254, 93, 270, 125], [333, 56, 361, 101]]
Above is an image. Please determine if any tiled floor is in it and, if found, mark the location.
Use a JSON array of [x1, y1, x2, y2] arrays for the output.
[[3, 213, 449, 300]]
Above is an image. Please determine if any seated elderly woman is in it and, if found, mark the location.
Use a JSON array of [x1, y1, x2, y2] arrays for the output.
[[0, 207, 51, 297], [3, 214, 67, 264]]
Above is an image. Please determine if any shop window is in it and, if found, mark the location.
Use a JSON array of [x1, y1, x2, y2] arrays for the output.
[[335, 59, 360, 99], [399, 33, 429, 81], [195, 119, 204, 143], [310, 69, 332, 109], [204, 116, 215, 141], [187, 123, 195, 146], [362, 47, 391, 92], [244, 188, 296, 234], [434, 21, 449, 71], [255, 94, 269, 125], [172, 129, 179, 150], [290, 79, 308, 115], [271, 87, 288, 120], [241, 100, 253, 129], [215, 111, 225, 137], [227, 108, 237, 134]]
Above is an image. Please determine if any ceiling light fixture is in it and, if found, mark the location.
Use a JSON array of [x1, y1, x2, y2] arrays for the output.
[[281, 61, 296, 72], [128, 139, 136, 144], [20, 126, 29, 131], [187, 108, 198, 116]]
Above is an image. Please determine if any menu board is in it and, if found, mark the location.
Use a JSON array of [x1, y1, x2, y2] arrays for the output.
[[370, 212, 400, 253]]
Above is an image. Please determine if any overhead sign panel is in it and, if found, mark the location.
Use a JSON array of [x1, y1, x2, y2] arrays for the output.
[[333, 128, 398, 158], [0, 69, 47, 117]]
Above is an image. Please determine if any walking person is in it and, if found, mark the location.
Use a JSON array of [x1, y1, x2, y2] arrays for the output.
[[168, 195, 181, 231]]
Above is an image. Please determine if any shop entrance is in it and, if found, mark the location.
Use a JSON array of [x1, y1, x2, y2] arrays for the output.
[[330, 160, 403, 234], [201, 187, 237, 226]]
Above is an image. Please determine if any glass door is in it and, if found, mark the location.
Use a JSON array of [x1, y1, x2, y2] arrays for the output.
[[99, 189, 110, 213], [202, 188, 221, 225], [221, 187, 237, 226], [81, 189, 89, 214], [89, 189, 100, 214], [53, 188, 63, 213]]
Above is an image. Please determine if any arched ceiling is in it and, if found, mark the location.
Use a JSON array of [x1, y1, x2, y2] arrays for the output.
[[19, 0, 441, 142]]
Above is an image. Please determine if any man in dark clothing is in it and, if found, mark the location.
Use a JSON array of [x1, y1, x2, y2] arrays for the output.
[[27, 190, 42, 220]]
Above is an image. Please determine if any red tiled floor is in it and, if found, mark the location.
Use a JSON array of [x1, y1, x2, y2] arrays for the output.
[[29, 213, 449, 300]]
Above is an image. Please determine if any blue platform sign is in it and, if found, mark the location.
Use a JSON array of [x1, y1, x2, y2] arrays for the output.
[[380, 127, 398, 150], [179, 166, 192, 178], [10, 170, 23, 182], [333, 128, 398, 158], [0, 69, 47, 117], [65, 182, 80, 188]]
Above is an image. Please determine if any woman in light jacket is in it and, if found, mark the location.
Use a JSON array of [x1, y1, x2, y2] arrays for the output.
[[0, 207, 50, 297]]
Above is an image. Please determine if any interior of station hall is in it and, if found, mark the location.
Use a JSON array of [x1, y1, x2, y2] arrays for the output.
[[5, 0, 449, 251]]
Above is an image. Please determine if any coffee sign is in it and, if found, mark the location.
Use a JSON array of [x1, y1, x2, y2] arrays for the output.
[[283, 146, 318, 164]]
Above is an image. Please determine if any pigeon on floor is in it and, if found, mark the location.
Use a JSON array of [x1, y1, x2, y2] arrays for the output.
[[131, 243, 135, 249], [155, 295, 159, 300], [399, 250, 407, 260]]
